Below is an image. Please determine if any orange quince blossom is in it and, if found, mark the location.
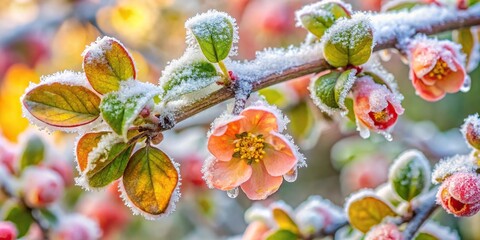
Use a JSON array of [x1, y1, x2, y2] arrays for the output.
[[203, 105, 302, 200], [409, 39, 467, 102], [352, 76, 404, 136]]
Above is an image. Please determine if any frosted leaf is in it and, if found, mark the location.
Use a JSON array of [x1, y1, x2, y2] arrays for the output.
[[118, 157, 182, 220], [309, 70, 357, 117], [21, 71, 101, 134], [226, 187, 239, 199], [100, 80, 161, 140], [432, 154, 477, 184], [159, 49, 222, 103], [388, 149, 431, 201], [185, 10, 239, 60], [344, 189, 396, 213], [295, 0, 352, 38], [419, 221, 460, 240]]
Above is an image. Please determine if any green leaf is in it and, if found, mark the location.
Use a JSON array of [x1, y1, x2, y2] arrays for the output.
[[122, 145, 179, 217], [389, 150, 431, 201], [266, 229, 298, 240], [100, 82, 160, 139], [415, 232, 439, 240], [85, 141, 135, 188], [298, 2, 351, 38], [323, 19, 373, 67], [4, 205, 34, 238], [187, 12, 234, 63], [161, 60, 220, 101], [39, 208, 58, 225], [83, 37, 136, 94], [259, 88, 289, 108], [20, 134, 45, 170], [287, 101, 315, 140], [22, 82, 101, 127], [347, 194, 397, 233], [312, 71, 342, 109]]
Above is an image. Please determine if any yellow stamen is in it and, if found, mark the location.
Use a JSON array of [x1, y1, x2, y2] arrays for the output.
[[428, 59, 451, 80], [233, 132, 266, 164]]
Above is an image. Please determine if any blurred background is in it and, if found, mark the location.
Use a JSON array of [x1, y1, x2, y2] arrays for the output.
[[0, 0, 479, 239]]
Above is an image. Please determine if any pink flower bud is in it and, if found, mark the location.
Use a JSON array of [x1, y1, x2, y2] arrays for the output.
[[462, 114, 480, 150], [365, 223, 403, 240], [408, 38, 466, 102], [0, 221, 17, 240], [45, 158, 74, 186], [0, 142, 17, 175], [22, 167, 64, 208], [437, 172, 480, 217], [51, 214, 101, 240], [352, 76, 404, 132]]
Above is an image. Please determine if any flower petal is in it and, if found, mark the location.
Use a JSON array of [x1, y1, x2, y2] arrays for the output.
[[435, 62, 465, 93], [411, 71, 445, 102], [241, 163, 283, 200], [241, 107, 279, 135], [207, 158, 252, 191], [263, 132, 297, 176], [208, 116, 245, 161]]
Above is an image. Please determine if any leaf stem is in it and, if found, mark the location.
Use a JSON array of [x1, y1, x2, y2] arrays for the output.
[[218, 60, 231, 85]]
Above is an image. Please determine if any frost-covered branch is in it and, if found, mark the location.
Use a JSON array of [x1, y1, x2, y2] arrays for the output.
[[402, 188, 439, 240], [168, 5, 480, 129]]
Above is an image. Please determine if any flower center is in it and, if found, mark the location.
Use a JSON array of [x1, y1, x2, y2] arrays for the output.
[[368, 102, 398, 130], [428, 59, 451, 80], [233, 132, 266, 164]]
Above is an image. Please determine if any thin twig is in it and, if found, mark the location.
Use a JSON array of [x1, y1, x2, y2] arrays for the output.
[[403, 189, 439, 240]]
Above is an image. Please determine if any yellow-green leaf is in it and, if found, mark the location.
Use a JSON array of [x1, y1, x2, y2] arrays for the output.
[[83, 37, 136, 94], [22, 82, 101, 127], [272, 208, 300, 234], [122, 146, 179, 217], [347, 194, 397, 233]]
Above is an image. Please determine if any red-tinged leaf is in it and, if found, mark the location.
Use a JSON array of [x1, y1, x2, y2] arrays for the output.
[[22, 82, 101, 127]]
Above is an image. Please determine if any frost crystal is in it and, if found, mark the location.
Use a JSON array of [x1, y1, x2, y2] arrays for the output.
[[388, 149, 431, 196], [432, 154, 478, 184]]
